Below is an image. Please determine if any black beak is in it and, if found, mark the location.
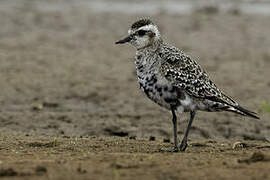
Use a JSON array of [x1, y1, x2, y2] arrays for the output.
[[115, 35, 132, 44]]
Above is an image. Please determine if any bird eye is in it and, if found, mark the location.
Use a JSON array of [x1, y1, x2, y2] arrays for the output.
[[137, 30, 146, 36]]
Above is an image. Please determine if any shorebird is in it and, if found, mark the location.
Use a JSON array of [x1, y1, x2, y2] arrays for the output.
[[115, 19, 259, 152]]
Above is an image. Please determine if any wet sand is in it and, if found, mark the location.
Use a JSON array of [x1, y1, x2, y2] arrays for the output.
[[0, 0, 269, 179]]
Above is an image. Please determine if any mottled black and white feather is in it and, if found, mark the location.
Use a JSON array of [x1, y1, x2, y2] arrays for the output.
[[159, 44, 259, 119]]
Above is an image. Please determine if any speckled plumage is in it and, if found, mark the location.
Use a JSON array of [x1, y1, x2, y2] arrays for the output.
[[159, 44, 238, 111], [135, 41, 243, 114], [116, 19, 259, 152]]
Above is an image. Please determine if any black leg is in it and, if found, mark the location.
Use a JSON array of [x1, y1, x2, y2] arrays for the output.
[[180, 110, 196, 152], [171, 107, 179, 152]]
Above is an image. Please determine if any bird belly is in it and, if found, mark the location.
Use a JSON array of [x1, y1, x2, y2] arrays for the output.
[[137, 74, 199, 112], [177, 94, 196, 112], [137, 74, 176, 110], [137, 75, 215, 113]]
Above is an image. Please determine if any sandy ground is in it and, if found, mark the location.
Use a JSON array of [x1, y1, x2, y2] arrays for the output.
[[0, 135, 270, 180], [0, 0, 270, 179]]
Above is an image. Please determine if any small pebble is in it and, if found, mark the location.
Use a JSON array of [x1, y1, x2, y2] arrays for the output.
[[163, 138, 170, 143], [77, 167, 87, 174], [32, 103, 43, 111], [129, 136, 136, 140], [35, 166, 47, 175]]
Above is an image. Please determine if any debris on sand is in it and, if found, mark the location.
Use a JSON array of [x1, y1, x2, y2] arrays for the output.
[[31, 101, 59, 111], [129, 136, 136, 140], [238, 152, 270, 164], [163, 138, 170, 143], [35, 166, 47, 175], [77, 167, 87, 174], [31, 103, 43, 111], [256, 145, 270, 149], [232, 142, 248, 150], [0, 168, 18, 177], [190, 142, 209, 147], [149, 136, 156, 141], [42, 102, 59, 108], [111, 162, 139, 169], [27, 140, 57, 148], [104, 127, 129, 137]]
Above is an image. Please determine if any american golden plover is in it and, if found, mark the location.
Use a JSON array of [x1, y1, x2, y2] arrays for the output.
[[116, 19, 259, 152]]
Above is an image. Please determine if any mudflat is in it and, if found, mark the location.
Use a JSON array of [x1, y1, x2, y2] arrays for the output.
[[0, 135, 270, 180], [0, 0, 269, 179]]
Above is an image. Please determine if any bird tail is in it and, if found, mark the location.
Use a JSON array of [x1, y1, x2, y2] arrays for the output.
[[225, 105, 260, 119], [204, 94, 259, 119]]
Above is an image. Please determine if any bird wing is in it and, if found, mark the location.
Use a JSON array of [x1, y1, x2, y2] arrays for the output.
[[159, 44, 238, 107]]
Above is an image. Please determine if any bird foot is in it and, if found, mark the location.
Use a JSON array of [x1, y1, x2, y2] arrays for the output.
[[172, 146, 179, 152], [180, 141, 188, 152]]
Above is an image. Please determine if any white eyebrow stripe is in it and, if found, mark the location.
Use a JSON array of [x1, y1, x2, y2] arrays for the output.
[[138, 25, 154, 31], [138, 24, 160, 37]]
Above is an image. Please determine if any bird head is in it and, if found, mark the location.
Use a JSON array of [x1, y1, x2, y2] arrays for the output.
[[116, 19, 161, 50]]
